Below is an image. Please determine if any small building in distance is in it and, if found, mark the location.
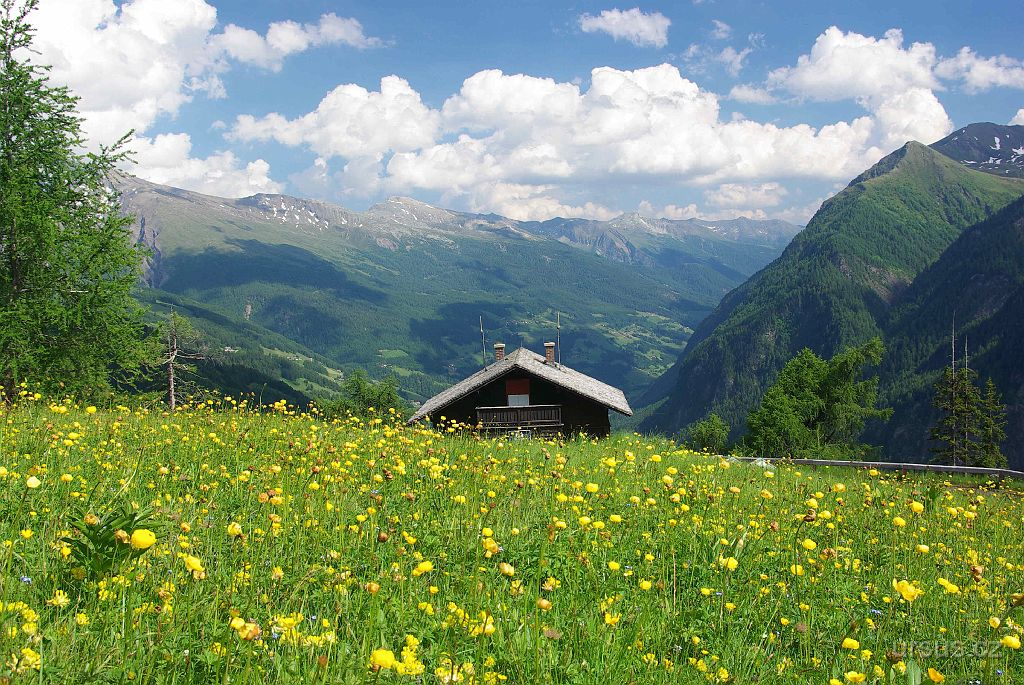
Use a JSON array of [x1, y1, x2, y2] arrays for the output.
[[408, 342, 632, 437]]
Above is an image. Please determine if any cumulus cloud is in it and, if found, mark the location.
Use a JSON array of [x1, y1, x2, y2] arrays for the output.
[[466, 182, 617, 222], [638, 200, 700, 220], [31, 0, 381, 197], [209, 13, 381, 71], [716, 46, 752, 77], [33, 0, 382, 145], [936, 48, 1024, 92], [128, 133, 282, 197], [219, 25, 1015, 220], [871, 87, 952, 148], [704, 182, 788, 208], [230, 76, 439, 160], [767, 27, 939, 105], [579, 8, 670, 48], [764, 27, 953, 147], [31, 0, 219, 144], [1011, 109, 1024, 126], [728, 84, 778, 104], [233, 61, 959, 219]]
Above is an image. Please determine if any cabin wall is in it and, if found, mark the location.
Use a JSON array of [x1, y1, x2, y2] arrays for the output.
[[427, 370, 611, 437]]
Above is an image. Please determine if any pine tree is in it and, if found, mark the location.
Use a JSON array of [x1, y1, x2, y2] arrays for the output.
[[977, 378, 1008, 468], [929, 366, 983, 466], [0, 0, 143, 398], [156, 311, 207, 411]]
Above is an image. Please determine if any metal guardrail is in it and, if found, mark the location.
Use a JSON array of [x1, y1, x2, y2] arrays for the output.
[[731, 457, 1024, 481]]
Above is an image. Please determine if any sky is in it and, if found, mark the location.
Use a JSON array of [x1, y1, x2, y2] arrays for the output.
[[26, 0, 1024, 224]]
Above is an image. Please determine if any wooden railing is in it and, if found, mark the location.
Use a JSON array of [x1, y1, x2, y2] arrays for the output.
[[476, 404, 563, 433]]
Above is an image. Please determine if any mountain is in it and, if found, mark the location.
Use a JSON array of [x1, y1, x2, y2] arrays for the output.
[[931, 122, 1024, 178], [118, 176, 798, 405], [522, 214, 796, 275], [135, 288, 346, 406], [639, 141, 1024, 458], [871, 195, 1024, 464]]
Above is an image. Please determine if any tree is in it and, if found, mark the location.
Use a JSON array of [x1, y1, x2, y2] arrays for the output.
[[929, 365, 982, 466], [318, 369, 408, 419], [685, 413, 730, 454], [155, 310, 207, 411], [0, 0, 143, 398], [978, 378, 1007, 469], [745, 338, 891, 459]]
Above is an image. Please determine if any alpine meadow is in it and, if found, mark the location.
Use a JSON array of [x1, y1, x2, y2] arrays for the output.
[[3, 1, 1024, 684]]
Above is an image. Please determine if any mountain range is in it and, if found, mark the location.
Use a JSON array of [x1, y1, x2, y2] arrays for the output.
[[119, 177, 798, 407], [640, 122, 1024, 467]]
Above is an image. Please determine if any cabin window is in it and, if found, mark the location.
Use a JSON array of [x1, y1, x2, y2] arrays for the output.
[[505, 379, 530, 406]]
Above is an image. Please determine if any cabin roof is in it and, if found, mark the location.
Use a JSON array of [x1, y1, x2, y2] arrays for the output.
[[408, 347, 633, 423]]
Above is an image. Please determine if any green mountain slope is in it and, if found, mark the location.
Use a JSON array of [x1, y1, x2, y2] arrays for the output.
[[870, 195, 1024, 465], [120, 177, 797, 405], [135, 289, 346, 406], [640, 142, 1024, 442]]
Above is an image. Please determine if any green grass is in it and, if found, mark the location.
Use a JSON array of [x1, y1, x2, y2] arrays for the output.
[[1, 395, 1022, 683]]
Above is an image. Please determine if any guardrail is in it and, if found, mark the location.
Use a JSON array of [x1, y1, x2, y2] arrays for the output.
[[730, 457, 1024, 481]]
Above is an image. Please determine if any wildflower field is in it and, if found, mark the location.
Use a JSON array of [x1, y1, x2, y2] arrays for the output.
[[1, 396, 1022, 684]]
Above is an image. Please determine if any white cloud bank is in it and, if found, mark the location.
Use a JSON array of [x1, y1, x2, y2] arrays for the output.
[[232, 62, 922, 220], [227, 23, 1024, 222], [31, 0, 380, 197], [578, 8, 670, 48], [1011, 109, 1024, 126]]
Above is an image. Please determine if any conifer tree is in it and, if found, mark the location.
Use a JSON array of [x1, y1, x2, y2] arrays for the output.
[[929, 365, 982, 466], [0, 0, 143, 397], [977, 378, 1008, 468]]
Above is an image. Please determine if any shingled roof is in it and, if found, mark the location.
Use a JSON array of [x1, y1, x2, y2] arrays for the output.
[[408, 347, 633, 423]]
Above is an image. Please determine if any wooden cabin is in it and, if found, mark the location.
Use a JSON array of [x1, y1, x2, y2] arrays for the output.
[[408, 342, 632, 436]]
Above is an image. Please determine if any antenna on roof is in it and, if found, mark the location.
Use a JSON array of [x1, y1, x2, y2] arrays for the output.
[[480, 316, 486, 368], [556, 311, 561, 365]]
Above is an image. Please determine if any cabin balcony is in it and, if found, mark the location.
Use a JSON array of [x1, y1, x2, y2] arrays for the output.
[[476, 404, 563, 434]]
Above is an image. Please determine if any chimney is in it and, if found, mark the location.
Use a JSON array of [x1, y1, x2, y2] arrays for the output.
[[494, 343, 505, 362], [544, 341, 556, 364]]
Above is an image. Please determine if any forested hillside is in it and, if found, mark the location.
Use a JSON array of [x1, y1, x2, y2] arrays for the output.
[[870, 195, 1024, 462], [640, 142, 1024, 463]]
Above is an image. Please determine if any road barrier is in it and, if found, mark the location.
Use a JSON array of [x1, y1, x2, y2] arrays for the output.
[[731, 457, 1024, 481]]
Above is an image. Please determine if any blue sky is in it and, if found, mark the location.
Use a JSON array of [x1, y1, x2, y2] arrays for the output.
[[30, 0, 1024, 223]]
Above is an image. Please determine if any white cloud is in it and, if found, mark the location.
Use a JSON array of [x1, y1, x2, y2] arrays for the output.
[[230, 76, 440, 160], [234, 61, 963, 219], [764, 27, 952, 147], [209, 13, 381, 71], [936, 48, 1024, 92], [638, 200, 700, 220], [709, 20, 732, 40], [716, 46, 752, 77], [1011, 109, 1024, 126], [871, 87, 952, 148], [767, 27, 938, 105], [467, 182, 617, 221], [128, 133, 282, 197], [31, 0, 382, 146], [579, 8, 670, 48], [704, 182, 788, 208], [728, 84, 778, 104], [679, 39, 754, 77], [31, 0, 218, 144]]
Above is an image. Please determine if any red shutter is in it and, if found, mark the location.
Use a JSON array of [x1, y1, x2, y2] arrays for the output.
[[505, 379, 530, 395]]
